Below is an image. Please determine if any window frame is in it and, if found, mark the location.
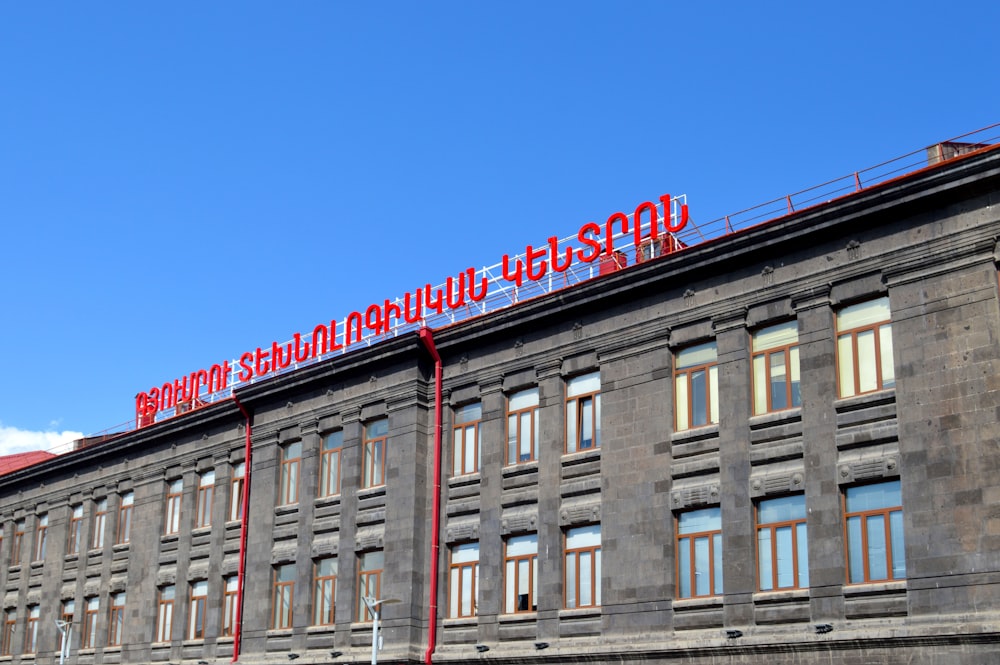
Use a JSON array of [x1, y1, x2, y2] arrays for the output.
[[34, 514, 48, 561], [164, 479, 183, 535], [844, 480, 906, 584], [755, 494, 809, 591], [452, 403, 482, 476], [68, 505, 83, 554], [223, 575, 239, 637], [109, 591, 126, 647], [196, 471, 215, 529], [506, 387, 540, 465], [319, 432, 343, 498], [564, 525, 601, 609], [1, 609, 15, 656], [25, 605, 39, 654], [676, 507, 723, 599], [674, 342, 719, 432], [565, 372, 601, 453], [156, 585, 175, 643], [229, 461, 246, 522], [503, 534, 538, 614], [751, 320, 801, 415], [83, 597, 99, 649], [835, 297, 895, 398], [91, 498, 108, 550], [448, 542, 479, 618], [12, 519, 24, 566], [117, 492, 134, 544], [362, 419, 388, 490], [313, 557, 338, 626], [279, 442, 302, 506], [272, 564, 295, 630], [357, 551, 384, 622], [189, 580, 208, 639]]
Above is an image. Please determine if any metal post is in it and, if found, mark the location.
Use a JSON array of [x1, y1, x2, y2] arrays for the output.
[[55, 620, 71, 665], [362, 596, 401, 665]]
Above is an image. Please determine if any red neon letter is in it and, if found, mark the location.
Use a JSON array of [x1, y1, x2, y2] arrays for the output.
[[633, 200, 659, 241], [661, 194, 689, 233], [525, 244, 548, 282], [403, 289, 424, 324], [501, 253, 524, 287], [547, 236, 573, 273], [465, 267, 487, 302], [345, 312, 364, 347], [576, 222, 602, 262], [446, 272, 466, 309], [238, 352, 254, 382]]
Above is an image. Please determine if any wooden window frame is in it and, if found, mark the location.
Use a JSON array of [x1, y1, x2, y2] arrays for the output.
[[68, 506, 83, 554], [156, 586, 174, 643], [117, 492, 134, 544], [503, 535, 537, 614], [272, 564, 295, 630], [755, 495, 808, 591], [313, 557, 338, 626], [448, 542, 479, 618], [229, 462, 245, 522], [564, 526, 601, 609], [844, 481, 905, 584], [362, 420, 388, 490], [34, 514, 48, 561], [565, 373, 601, 454], [674, 343, 719, 432], [319, 432, 343, 498], [109, 592, 126, 646], [91, 498, 108, 550], [279, 442, 302, 506], [164, 479, 183, 535], [452, 404, 482, 476], [196, 471, 214, 529], [506, 388, 539, 465], [676, 508, 722, 599], [188, 581, 207, 639], [357, 551, 384, 622]]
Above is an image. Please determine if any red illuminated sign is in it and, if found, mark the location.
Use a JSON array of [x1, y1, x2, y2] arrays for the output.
[[135, 194, 688, 426]]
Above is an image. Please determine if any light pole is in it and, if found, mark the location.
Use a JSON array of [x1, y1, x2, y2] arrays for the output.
[[361, 596, 400, 665], [54, 620, 71, 665]]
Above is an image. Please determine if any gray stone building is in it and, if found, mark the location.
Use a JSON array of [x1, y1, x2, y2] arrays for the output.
[[2, 141, 1000, 665]]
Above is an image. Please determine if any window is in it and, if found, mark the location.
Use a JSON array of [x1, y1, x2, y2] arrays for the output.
[[279, 442, 302, 505], [189, 581, 207, 639], [1, 609, 14, 656], [109, 592, 126, 646], [362, 419, 388, 489], [12, 519, 24, 566], [229, 462, 246, 522], [196, 471, 214, 528], [223, 575, 239, 637], [68, 505, 83, 554], [504, 534, 537, 613], [752, 321, 801, 414], [91, 498, 107, 549], [675, 342, 719, 431], [273, 564, 295, 629], [357, 551, 384, 621], [156, 586, 174, 642], [319, 432, 342, 498], [676, 507, 722, 598], [61, 600, 75, 632], [25, 605, 39, 654], [453, 403, 482, 476], [845, 480, 906, 583], [83, 597, 99, 648], [313, 557, 338, 626], [117, 492, 133, 544], [507, 387, 539, 465], [566, 372, 601, 453], [565, 525, 601, 608], [449, 542, 479, 618], [836, 297, 895, 398], [34, 514, 48, 561], [164, 479, 182, 535], [757, 495, 809, 591]]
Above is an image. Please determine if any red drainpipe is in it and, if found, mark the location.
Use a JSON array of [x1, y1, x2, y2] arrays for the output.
[[232, 394, 253, 663], [418, 327, 443, 664]]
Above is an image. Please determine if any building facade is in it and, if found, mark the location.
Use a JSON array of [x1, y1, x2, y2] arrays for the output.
[[2, 142, 1000, 665]]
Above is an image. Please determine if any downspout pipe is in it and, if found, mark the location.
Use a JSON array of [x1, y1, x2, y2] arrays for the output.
[[232, 393, 253, 664], [418, 327, 443, 665]]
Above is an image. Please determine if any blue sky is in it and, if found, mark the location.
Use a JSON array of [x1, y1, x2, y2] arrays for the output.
[[1, 2, 997, 454]]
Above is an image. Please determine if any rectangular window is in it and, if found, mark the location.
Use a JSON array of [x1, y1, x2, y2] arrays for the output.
[[189, 580, 208, 639], [83, 597, 99, 648], [229, 462, 246, 522], [676, 507, 722, 598], [25, 605, 39, 654], [34, 514, 48, 561], [357, 551, 384, 621], [109, 592, 126, 646], [223, 575, 239, 637], [319, 432, 342, 498], [279, 442, 302, 505], [12, 519, 24, 566], [68, 505, 83, 554], [273, 564, 295, 629], [449, 542, 479, 618], [836, 297, 895, 398], [196, 471, 215, 528], [91, 498, 108, 549], [117, 492, 134, 544], [757, 495, 809, 591], [845, 480, 906, 583], [504, 534, 537, 613], [313, 557, 338, 626], [453, 403, 482, 476], [157, 586, 174, 642], [61, 600, 75, 632], [675, 342, 719, 431], [565, 525, 601, 608], [566, 372, 601, 453], [363, 419, 388, 489], [1, 609, 14, 656], [164, 479, 182, 535], [506, 387, 539, 465], [752, 321, 801, 414]]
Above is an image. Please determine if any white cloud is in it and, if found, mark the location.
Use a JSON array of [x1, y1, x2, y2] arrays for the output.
[[0, 422, 83, 456]]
